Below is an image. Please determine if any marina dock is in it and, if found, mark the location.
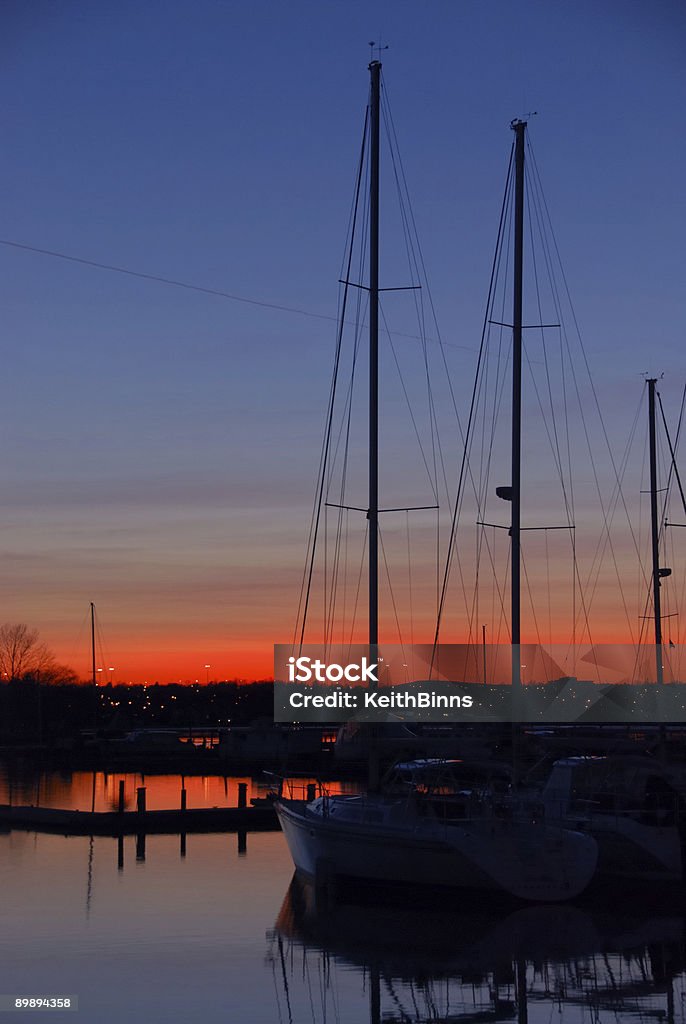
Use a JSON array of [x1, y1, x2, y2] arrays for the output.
[[0, 802, 279, 836]]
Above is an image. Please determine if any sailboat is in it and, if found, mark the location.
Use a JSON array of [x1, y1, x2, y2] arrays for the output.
[[537, 379, 686, 891], [275, 60, 598, 903]]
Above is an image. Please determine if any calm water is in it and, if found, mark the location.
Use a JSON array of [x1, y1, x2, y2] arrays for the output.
[[0, 767, 357, 813], [2, 764, 686, 1023]]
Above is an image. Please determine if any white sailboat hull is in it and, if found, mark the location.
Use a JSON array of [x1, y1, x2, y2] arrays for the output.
[[276, 798, 597, 903]]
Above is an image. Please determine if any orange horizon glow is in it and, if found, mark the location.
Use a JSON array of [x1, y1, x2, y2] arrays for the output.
[[39, 625, 669, 685], [16, 523, 681, 686]]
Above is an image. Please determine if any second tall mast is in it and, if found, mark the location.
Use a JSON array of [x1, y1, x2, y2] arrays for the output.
[[511, 119, 526, 688]]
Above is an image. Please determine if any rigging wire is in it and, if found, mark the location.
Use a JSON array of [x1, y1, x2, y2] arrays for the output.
[[406, 510, 415, 648], [381, 84, 453, 636], [500, 165, 581, 648], [581, 389, 645, 646], [381, 94, 444, 512], [660, 384, 686, 646], [378, 522, 406, 655], [324, 117, 372, 647], [523, 144, 611, 648], [378, 299, 438, 502], [381, 84, 469, 448], [325, 160, 373, 646], [527, 142, 645, 640], [432, 144, 516, 658], [471, 166, 515, 645], [521, 539, 545, 657], [658, 387, 686, 519], [381, 82, 502, 631], [346, 526, 368, 652], [0, 236, 475, 352], [94, 609, 112, 684], [293, 107, 368, 650], [324, 284, 366, 646], [524, 162, 579, 650]]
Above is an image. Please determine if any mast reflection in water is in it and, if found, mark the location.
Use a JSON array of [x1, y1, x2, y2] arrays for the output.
[[269, 875, 686, 1024]]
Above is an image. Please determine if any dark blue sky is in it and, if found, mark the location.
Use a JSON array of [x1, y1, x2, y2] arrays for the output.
[[1, 1, 684, 678]]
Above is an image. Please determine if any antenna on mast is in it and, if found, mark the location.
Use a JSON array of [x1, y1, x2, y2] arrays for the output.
[[368, 40, 389, 63]]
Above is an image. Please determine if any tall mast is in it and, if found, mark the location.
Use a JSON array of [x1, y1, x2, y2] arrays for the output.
[[368, 59, 381, 648], [647, 378, 664, 685], [511, 119, 526, 689]]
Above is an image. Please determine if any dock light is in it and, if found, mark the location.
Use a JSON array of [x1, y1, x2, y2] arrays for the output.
[[204, 664, 210, 684]]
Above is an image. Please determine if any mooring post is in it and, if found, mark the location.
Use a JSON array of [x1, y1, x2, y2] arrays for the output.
[[136, 832, 146, 862], [180, 787, 187, 811], [137, 786, 146, 814], [117, 780, 125, 814], [237, 830, 247, 856], [117, 834, 124, 871], [237, 783, 247, 809], [180, 833, 186, 858], [306, 783, 317, 802]]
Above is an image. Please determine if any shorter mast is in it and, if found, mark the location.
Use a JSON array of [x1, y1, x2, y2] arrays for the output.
[[90, 601, 97, 688], [90, 601, 98, 743], [647, 378, 666, 685]]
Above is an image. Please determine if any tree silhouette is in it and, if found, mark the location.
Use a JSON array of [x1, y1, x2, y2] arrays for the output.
[[0, 623, 53, 681]]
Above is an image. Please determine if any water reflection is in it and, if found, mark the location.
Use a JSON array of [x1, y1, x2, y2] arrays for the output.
[[0, 827, 296, 1023], [0, 761, 358, 813], [270, 875, 686, 1023], [4, 760, 686, 1022], [0, 762, 259, 812]]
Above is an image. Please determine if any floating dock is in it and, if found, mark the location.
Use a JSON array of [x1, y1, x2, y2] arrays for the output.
[[0, 803, 279, 836]]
